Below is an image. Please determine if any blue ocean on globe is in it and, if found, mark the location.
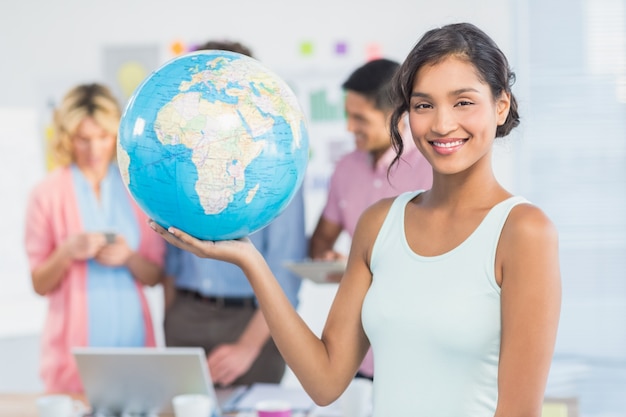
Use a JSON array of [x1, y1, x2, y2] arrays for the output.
[[117, 50, 309, 240]]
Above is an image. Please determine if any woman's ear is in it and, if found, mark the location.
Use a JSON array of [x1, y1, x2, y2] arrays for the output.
[[496, 92, 511, 126], [391, 111, 407, 132]]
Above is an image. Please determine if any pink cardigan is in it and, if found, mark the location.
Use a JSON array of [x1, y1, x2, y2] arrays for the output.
[[24, 167, 165, 393]]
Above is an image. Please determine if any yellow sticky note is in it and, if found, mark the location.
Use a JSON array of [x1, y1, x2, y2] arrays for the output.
[[44, 124, 56, 172], [117, 61, 148, 99], [299, 41, 314, 56], [542, 402, 568, 417]]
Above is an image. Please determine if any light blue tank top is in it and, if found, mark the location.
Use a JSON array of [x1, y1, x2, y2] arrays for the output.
[[362, 191, 527, 416]]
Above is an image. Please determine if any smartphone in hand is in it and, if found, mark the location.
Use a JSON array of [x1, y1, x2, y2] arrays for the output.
[[103, 232, 117, 245]]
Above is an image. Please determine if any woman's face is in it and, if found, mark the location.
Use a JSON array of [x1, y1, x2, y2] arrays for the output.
[[408, 56, 510, 176], [71, 116, 116, 177]]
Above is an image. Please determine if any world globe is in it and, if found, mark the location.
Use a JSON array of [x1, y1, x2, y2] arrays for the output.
[[117, 50, 309, 240]]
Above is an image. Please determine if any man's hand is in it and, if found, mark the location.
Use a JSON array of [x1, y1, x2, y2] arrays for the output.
[[207, 342, 259, 386], [315, 250, 347, 282]]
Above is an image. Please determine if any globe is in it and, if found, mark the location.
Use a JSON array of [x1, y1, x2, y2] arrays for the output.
[[117, 50, 309, 240]]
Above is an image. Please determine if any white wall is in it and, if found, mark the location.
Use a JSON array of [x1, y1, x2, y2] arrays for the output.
[[0, 0, 515, 106], [0, 0, 515, 391]]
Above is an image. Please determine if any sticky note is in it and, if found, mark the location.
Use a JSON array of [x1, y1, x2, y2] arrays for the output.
[[542, 403, 569, 417], [366, 43, 382, 60], [170, 41, 186, 56], [300, 41, 314, 56], [335, 41, 348, 55]]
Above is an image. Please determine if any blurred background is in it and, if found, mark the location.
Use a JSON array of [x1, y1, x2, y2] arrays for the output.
[[0, 1, 624, 416]]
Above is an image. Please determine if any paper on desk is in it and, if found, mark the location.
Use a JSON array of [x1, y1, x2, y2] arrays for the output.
[[233, 383, 315, 411], [542, 403, 569, 417], [283, 260, 346, 283]]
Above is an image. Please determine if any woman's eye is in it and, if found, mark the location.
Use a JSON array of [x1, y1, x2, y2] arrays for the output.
[[412, 103, 432, 110], [456, 100, 473, 107]]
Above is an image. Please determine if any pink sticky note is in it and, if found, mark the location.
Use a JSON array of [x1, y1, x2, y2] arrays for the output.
[[366, 42, 382, 60]]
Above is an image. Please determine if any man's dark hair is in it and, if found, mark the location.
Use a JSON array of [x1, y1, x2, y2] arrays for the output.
[[341, 58, 400, 112], [195, 40, 254, 58]]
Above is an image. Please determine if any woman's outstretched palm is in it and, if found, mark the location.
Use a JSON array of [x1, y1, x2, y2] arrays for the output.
[[149, 220, 258, 267]]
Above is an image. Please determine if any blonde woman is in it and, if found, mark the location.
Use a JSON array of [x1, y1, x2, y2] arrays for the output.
[[24, 83, 165, 393]]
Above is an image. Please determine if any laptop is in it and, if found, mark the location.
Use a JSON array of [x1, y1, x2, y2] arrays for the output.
[[73, 347, 222, 416]]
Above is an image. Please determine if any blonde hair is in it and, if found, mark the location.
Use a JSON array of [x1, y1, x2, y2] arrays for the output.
[[51, 83, 121, 167]]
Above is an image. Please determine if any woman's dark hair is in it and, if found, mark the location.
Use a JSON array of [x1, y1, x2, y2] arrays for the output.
[[389, 22, 520, 166]]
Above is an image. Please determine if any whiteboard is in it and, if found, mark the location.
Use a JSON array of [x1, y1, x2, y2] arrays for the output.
[[0, 107, 47, 337]]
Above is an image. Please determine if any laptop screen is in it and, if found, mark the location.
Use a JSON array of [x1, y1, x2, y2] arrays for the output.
[[73, 347, 221, 416]]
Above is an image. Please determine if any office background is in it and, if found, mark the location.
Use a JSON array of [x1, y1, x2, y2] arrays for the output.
[[1, 0, 624, 416]]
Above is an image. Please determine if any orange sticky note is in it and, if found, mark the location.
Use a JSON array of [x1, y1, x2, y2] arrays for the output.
[[170, 41, 186, 56]]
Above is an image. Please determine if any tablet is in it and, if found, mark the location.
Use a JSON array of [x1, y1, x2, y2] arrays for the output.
[[73, 347, 221, 416], [283, 260, 346, 283]]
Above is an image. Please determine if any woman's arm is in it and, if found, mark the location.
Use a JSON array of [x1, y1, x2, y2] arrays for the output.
[[494, 204, 561, 417], [148, 199, 390, 405], [31, 241, 73, 295], [125, 250, 163, 286], [31, 233, 107, 295], [150, 228, 345, 403]]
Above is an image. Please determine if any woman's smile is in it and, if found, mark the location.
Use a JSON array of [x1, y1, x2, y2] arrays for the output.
[[429, 138, 468, 154]]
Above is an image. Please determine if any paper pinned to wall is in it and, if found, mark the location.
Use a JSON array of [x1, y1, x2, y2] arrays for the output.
[[102, 44, 161, 107]]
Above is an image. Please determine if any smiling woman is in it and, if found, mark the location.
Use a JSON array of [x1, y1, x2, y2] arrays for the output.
[[150, 22, 561, 417], [406, 57, 511, 172]]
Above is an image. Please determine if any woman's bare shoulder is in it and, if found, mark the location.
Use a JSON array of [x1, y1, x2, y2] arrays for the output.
[[504, 202, 558, 244], [360, 196, 400, 229], [497, 201, 560, 288], [350, 196, 402, 257], [498, 201, 559, 272]]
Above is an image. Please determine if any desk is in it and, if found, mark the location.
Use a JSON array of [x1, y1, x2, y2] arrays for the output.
[[0, 390, 327, 417], [0, 392, 227, 417], [0, 392, 577, 417], [0, 393, 85, 417]]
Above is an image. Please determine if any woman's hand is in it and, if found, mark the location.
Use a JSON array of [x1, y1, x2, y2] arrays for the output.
[[63, 232, 107, 261], [32, 232, 107, 294], [94, 234, 133, 267], [148, 221, 256, 268]]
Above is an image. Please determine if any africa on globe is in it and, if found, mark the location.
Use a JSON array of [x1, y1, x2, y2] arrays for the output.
[[117, 50, 309, 240]]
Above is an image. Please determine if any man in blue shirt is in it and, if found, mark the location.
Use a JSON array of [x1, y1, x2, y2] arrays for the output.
[[163, 39, 306, 387], [164, 187, 305, 386]]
